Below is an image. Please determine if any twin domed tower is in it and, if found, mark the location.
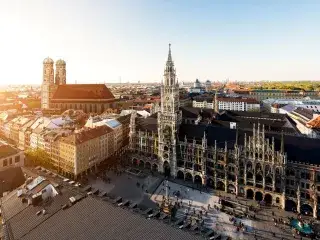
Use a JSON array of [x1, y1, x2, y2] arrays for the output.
[[41, 57, 67, 109]]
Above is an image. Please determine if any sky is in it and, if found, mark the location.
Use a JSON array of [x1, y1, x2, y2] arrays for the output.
[[0, 0, 320, 84]]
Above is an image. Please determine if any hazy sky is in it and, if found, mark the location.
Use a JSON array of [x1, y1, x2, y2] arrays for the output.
[[1, 0, 320, 84]]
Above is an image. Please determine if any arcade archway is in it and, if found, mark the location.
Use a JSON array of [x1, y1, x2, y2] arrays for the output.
[[152, 164, 158, 172], [217, 181, 225, 191], [255, 191, 263, 201], [138, 160, 144, 168], [194, 175, 202, 185], [132, 158, 138, 167], [247, 189, 254, 199], [163, 161, 170, 177], [264, 194, 272, 205], [206, 178, 214, 189], [300, 204, 313, 216], [228, 184, 236, 194], [177, 171, 184, 180], [285, 199, 297, 212], [185, 172, 193, 182], [145, 162, 151, 170]]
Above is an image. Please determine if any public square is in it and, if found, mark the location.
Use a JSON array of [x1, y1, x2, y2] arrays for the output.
[[151, 180, 315, 240], [24, 166, 318, 239]]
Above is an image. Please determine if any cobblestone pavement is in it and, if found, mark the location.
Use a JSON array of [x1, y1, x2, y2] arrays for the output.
[[22, 167, 317, 239], [88, 170, 162, 207], [151, 180, 315, 240]]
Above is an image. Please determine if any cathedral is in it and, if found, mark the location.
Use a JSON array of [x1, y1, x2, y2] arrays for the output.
[[128, 44, 320, 218], [41, 58, 115, 114]]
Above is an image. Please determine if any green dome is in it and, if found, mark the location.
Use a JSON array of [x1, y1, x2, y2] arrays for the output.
[[43, 57, 54, 64], [56, 59, 66, 65]]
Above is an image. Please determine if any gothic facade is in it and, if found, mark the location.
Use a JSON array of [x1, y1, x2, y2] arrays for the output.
[[128, 44, 320, 218]]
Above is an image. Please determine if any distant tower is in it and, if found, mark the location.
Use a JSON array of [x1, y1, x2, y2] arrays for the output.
[[55, 59, 66, 85], [41, 57, 55, 109], [214, 90, 219, 112]]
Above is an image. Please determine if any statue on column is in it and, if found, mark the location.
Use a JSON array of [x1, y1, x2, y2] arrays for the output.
[[297, 184, 301, 214]]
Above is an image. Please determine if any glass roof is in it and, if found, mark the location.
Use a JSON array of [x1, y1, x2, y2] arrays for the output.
[[105, 119, 121, 129]]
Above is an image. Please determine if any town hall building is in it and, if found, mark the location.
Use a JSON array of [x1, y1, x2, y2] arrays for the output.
[[128, 44, 320, 218]]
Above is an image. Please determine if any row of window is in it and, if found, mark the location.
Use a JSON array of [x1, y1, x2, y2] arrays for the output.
[[2, 155, 20, 167]]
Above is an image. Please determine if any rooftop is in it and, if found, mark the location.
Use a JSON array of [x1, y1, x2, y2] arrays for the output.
[[60, 125, 113, 145], [0, 167, 25, 196], [52, 84, 115, 100], [1, 177, 204, 240], [292, 107, 314, 120], [0, 144, 19, 159], [178, 123, 320, 164], [105, 119, 121, 129], [306, 116, 320, 129]]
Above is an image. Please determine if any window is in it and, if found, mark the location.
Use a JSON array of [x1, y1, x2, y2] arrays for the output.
[[9, 158, 12, 165], [3, 159, 8, 167]]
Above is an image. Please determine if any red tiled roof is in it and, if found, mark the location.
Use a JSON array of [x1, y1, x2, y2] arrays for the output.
[[52, 84, 115, 100], [306, 116, 320, 129]]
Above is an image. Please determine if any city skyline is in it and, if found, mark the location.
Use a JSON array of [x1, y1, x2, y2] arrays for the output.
[[1, 0, 320, 84]]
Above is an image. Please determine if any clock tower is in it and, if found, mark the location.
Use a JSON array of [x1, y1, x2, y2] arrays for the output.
[[158, 44, 182, 177]]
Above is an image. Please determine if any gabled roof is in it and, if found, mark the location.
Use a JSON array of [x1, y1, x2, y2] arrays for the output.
[[60, 125, 113, 145], [280, 104, 296, 113], [0, 167, 25, 196], [0, 144, 19, 158], [117, 113, 131, 124], [136, 116, 158, 132], [180, 107, 201, 118], [293, 107, 314, 120], [52, 84, 115, 100], [307, 116, 320, 129]]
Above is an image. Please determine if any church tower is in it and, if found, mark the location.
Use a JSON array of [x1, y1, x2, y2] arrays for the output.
[[41, 57, 55, 109], [55, 59, 66, 85], [157, 44, 182, 177]]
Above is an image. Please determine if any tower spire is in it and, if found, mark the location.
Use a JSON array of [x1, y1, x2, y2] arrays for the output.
[[167, 43, 172, 62], [281, 130, 284, 153]]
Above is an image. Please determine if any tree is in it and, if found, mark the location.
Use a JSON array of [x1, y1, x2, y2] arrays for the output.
[[25, 148, 53, 169]]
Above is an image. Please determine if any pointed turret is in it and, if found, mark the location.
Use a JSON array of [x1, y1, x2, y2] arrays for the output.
[[280, 131, 284, 153], [235, 127, 239, 146], [167, 43, 173, 63], [164, 43, 176, 86]]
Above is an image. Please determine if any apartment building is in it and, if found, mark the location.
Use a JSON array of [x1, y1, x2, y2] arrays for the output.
[[0, 141, 24, 171], [193, 97, 260, 112], [58, 125, 115, 178]]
